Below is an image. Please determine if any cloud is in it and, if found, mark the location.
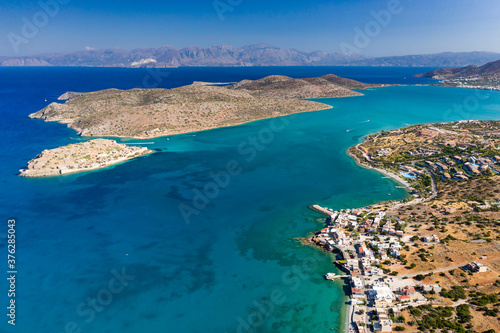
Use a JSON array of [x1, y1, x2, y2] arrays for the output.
[[85, 46, 96, 51]]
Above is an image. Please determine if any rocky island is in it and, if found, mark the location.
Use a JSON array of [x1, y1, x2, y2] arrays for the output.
[[19, 139, 152, 177], [23, 74, 381, 177], [29, 74, 380, 139]]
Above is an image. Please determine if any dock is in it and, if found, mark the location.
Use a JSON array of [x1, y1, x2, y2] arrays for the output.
[[326, 274, 350, 280], [309, 204, 333, 216]]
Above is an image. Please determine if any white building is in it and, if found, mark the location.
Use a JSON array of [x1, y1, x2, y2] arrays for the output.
[[369, 284, 396, 304]]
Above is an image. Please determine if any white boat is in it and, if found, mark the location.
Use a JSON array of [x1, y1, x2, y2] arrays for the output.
[[324, 273, 336, 280]]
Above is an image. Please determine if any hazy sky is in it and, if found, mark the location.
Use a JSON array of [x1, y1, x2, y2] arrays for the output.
[[1, 0, 500, 57]]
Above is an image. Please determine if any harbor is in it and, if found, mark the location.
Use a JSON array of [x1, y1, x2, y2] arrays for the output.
[[310, 204, 335, 216]]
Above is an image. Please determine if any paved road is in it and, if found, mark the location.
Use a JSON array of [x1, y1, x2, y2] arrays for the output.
[[399, 264, 464, 278]]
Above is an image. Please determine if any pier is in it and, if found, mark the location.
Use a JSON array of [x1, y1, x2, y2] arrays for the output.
[[309, 204, 333, 216], [326, 274, 350, 280]]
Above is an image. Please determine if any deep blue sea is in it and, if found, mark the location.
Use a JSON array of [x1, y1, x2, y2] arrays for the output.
[[1, 66, 499, 333]]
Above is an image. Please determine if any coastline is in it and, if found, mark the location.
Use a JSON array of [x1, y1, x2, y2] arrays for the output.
[[308, 124, 453, 331], [20, 150, 154, 178], [312, 138, 415, 332], [346, 143, 413, 192], [9, 67, 500, 332], [19, 139, 154, 178]]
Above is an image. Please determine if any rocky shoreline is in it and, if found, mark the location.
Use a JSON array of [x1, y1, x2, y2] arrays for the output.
[[28, 74, 380, 139], [19, 139, 152, 177]]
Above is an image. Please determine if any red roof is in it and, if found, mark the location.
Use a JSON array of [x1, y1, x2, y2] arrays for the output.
[[351, 288, 364, 294], [398, 295, 411, 299]]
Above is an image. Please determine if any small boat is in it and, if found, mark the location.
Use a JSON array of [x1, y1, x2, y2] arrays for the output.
[[324, 273, 336, 280]]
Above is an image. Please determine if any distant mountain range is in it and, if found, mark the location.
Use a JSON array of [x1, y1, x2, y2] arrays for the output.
[[1, 44, 499, 68], [416, 59, 500, 79], [347, 52, 500, 68]]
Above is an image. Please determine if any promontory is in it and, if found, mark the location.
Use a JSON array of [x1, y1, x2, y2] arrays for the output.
[[29, 74, 381, 139]]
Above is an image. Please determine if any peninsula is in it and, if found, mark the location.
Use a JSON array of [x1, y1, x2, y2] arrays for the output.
[[29, 74, 380, 139], [416, 59, 500, 91], [309, 120, 500, 332], [19, 139, 152, 177], [24, 74, 380, 177]]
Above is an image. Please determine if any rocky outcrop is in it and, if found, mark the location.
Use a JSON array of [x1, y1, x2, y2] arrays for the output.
[[58, 92, 85, 101], [19, 139, 152, 177]]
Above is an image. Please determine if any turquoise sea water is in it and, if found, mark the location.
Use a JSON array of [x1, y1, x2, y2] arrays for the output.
[[1, 67, 500, 333]]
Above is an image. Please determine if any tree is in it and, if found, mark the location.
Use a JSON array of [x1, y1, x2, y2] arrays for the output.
[[410, 308, 422, 316], [456, 304, 471, 323], [415, 274, 425, 281]]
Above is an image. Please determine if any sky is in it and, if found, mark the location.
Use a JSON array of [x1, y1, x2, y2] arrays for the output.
[[1, 0, 500, 57]]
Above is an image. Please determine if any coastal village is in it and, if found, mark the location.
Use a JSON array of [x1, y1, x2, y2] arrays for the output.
[[311, 205, 442, 333], [309, 121, 500, 332], [433, 76, 500, 91], [416, 59, 500, 91]]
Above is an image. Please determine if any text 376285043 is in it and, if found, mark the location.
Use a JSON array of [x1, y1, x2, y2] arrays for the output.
[[7, 219, 16, 326]]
